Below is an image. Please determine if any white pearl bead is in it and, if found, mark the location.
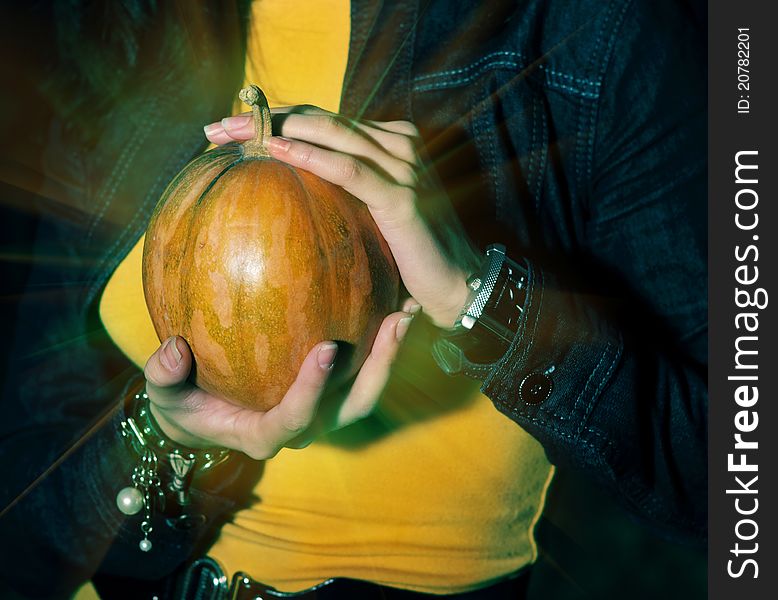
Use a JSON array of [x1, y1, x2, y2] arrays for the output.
[[139, 538, 152, 552], [116, 486, 144, 516]]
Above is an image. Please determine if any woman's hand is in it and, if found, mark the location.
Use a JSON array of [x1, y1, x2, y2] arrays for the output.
[[205, 107, 480, 328], [143, 307, 414, 458]]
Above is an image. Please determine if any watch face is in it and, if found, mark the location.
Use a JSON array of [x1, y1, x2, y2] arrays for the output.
[[487, 261, 527, 338], [449, 256, 528, 366]]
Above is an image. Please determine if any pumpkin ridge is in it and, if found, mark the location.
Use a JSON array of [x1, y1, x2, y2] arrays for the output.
[[287, 164, 338, 343], [193, 156, 243, 209], [151, 147, 238, 222], [176, 161, 242, 374]]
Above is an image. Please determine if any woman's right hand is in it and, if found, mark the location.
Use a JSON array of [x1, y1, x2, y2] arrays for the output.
[[142, 307, 413, 460]]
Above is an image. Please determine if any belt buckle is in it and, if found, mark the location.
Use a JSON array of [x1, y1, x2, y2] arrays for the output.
[[176, 557, 230, 600], [229, 573, 336, 600]]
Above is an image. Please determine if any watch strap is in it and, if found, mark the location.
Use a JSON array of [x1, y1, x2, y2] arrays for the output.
[[433, 245, 528, 378]]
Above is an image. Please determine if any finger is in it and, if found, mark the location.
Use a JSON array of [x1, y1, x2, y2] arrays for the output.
[[271, 107, 421, 166], [219, 113, 255, 141], [334, 311, 414, 427], [364, 120, 422, 163], [270, 107, 414, 137], [203, 113, 256, 145], [250, 105, 420, 166], [265, 136, 414, 216], [269, 105, 327, 115], [203, 108, 321, 147], [367, 119, 421, 138], [240, 341, 338, 459], [144, 336, 195, 404], [402, 297, 422, 314], [367, 128, 420, 167], [271, 113, 417, 186], [203, 123, 233, 146], [214, 104, 421, 166]]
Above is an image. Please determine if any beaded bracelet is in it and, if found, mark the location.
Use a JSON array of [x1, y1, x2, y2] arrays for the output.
[[117, 386, 231, 552]]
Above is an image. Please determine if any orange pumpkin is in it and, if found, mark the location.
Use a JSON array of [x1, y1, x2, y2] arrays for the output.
[[142, 85, 399, 411]]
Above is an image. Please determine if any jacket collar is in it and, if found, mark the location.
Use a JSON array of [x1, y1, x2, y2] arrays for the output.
[[341, 0, 419, 121]]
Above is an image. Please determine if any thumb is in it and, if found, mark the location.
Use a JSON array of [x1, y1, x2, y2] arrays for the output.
[[144, 336, 192, 392]]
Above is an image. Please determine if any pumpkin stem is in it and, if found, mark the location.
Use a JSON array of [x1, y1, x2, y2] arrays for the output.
[[238, 84, 272, 158]]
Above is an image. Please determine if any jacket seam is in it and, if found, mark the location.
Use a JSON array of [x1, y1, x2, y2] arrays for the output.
[[413, 50, 601, 87], [414, 51, 525, 81], [577, 2, 611, 191], [508, 261, 541, 379], [529, 339, 615, 427], [583, 0, 634, 185], [576, 337, 622, 437], [412, 51, 601, 98], [399, 2, 418, 119], [507, 404, 614, 456], [534, 99, 548, 212], [413, 60, 524, 92], [527, 97, 538, 206], [85, 139, 198, 306], [520, 265, 543, 370], [85, 104, 158, 241], [470, 82, 502, 207], [573, 342, 611, 417]]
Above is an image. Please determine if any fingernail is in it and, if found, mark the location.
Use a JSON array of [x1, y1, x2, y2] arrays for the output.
[[221, 114, 252, 130], [396, 315, 414, 341], [317, 342, 338, 370], [161, 336, 183, 371], [266, 136, 292, 152], [406, 303, 422, 315], [203, 122, 222, 136]]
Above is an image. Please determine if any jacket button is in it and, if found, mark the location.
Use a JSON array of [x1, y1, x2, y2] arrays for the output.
[[519, 372, 553, 405]]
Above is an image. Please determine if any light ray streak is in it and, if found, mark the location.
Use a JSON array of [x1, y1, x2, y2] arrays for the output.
[[22, 327, 114, 360], [537, 548, 590, 596], [419, 19, 597, 164], [0, 366, 139, 520], [352, 2, 427, 123]]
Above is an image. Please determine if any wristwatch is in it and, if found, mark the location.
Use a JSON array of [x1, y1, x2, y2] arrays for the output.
[[432, 244, 528, 378]]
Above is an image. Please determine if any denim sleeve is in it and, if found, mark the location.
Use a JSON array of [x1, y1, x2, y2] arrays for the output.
[[0, 178, 248, 598], [482, 0, 707, 539]]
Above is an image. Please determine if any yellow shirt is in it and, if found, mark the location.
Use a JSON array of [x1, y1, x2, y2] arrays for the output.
[[98, 0, 553, 594]]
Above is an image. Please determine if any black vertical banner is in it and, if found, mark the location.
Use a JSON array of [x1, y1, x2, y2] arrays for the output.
[[709, 2, 778, 598]]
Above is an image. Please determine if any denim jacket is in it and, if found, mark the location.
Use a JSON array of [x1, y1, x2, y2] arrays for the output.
[[0, 0, 706, 596]]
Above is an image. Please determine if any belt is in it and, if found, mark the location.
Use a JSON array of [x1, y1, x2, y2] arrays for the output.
[[170, 557, 531, 600]]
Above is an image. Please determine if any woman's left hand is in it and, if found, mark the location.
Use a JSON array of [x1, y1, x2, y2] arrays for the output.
[[204, 106, 480, 328]]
